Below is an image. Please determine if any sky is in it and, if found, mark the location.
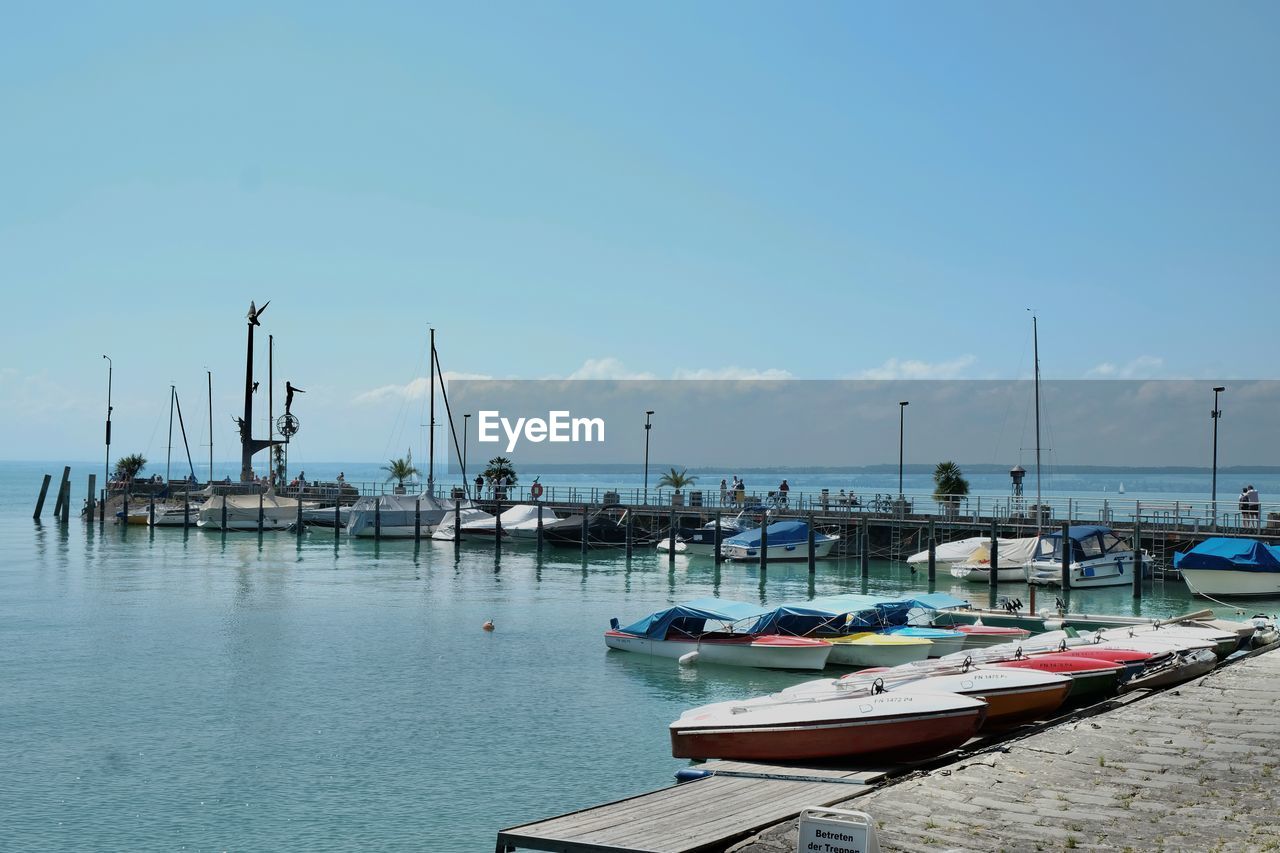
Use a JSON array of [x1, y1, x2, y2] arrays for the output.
[[2, 1, 1277, 467]]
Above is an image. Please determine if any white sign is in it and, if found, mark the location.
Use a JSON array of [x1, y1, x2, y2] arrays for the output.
[[796, 807, 880, 853]]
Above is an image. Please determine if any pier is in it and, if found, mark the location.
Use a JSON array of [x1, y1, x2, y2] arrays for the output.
[[496, 641, 1280, 853]]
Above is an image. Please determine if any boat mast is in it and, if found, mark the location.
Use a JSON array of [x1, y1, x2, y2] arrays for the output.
[[167, 384, 175, 483], [428, 327, 435, 494], [269, 334, 274, 484], [207, 370, 213, 483], [1033, 313, 1042, 534]]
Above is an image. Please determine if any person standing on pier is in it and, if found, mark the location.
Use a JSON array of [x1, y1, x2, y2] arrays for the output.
[[734, 477, 746, 507], [778, 479, 789, 507], [720, 479, 728, 506], [1246, 485, 1261, 527]]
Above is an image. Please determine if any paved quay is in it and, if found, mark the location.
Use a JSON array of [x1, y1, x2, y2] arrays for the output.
[[732, 648, 1280, 853]]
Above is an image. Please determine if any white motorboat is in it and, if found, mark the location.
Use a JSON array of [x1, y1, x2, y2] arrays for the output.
[[907, 536, 988, 567], [445, 503, 561, 541], [1025, 526, 1149, 588], [1175, 538, 1280, 598], [605, 599, 832, 670], [148, 504, 204, 527], [656, 509, 768, 555], [347, 493, 464, 538], [949, 537, 1040, 582], [721, 521, 838, 562], [300, 505, 350, 528], [198, 490, 304, 530]]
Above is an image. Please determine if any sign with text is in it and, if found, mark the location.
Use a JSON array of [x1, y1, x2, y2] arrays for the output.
[[796, 806, 881, 853]]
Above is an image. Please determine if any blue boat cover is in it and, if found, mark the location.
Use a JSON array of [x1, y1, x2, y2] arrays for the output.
[[750, 592, 970, 636], [1174, 538, 1280, 574], [724, 520, 814, 548], [617, 597, 771, 639]]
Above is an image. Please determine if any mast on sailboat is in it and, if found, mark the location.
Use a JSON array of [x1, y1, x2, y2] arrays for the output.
[[428, 327, 436, 494], [1032, 313, 1042, 534], [167, 384, 176, 483], [207, 370, 213, 483]]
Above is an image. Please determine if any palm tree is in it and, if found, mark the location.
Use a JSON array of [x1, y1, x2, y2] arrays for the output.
[[483, 457, 518, 485], [383, 449, 420, 491], [657, 467, 697, 492], [933, 461, 970, 515], [115, 453, 147, 482]]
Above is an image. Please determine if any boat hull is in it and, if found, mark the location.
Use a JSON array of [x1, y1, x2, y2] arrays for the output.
[[895, 671, 1072, 726], [994, 656, 1121, 701], [1026, 553, 1147, 588], [604, 631, 831, 670], [722, 537, 838, 562], [950, 566, 1030, 583], [671, 700, 985, 762], [827, 635, 931, 668], [1180, 568, 1280, 598]]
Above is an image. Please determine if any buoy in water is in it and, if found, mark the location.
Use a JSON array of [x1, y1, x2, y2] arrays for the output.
[[678, 650, 700, 666], [482, 620, 495, 632]]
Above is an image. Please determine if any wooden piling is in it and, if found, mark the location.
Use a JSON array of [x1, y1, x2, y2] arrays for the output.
[[713, 510, 722, 563], [580, 505, 589, 555], [1060, 520, 1071, 590], [807, 512, 816, 573], [58, 479, 70, 523], [669, 508, 676, 566], [374, 498, 382, 539], [33, 474, 51, 520], [149, 492, 156, 527], [183, 490, 190, 529], [334, 500, 341, 540], [538, 506, 546, 553], [860, 520, 869, 577], [1132, 519, 1143, 600], [415, 498, 422, 541], [454, 499, 461, 544], [100, 488, 106, 527], [989, 518, 999, 589], [495, 497, 503, 543], [86, 474, 96, 522], [220, 494, 227, 531], [759, 517, 769, 572], [257, 491, 264, 534], [623, 508, 632, 557], [296, 495, 304, 537], [52, 466, 70, 518], [123, 491, 129, 526], [927, 520, 936, 582]]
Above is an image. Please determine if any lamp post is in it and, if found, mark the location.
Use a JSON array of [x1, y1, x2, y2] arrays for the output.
[[644, 410, 654, 505], [463, 413, 471, 497], [103, 355, 113, 490], [1211, 386, 1225, 519], [898, 401, 909, 498]]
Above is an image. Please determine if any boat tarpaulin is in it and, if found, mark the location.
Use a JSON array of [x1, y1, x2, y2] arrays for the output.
[[618, 598, 772, 639], [723, 520, 813, 548], [751, 592, 970, 636], [1174, 538, 1280, 574]]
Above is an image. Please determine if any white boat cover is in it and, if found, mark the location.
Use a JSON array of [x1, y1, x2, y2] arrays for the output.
[[954, 537, 1041, 569], [907, 536, 988, 564]]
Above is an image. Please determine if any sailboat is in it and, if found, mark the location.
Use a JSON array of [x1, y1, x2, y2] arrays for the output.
[[1119, 483, 1126, 495]]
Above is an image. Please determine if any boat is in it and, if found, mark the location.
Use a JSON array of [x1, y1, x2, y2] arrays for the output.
[[889, 667, 1072, 726], [887, 626, 967, 658], [148, 504, 204, 527], [1175, 537, 1280, 598], [197, 490, 305, 530], [1093, 624, 1240, 659], [992, 654, 1123, 701], [1122, 648, 1218, 690], [655, 507, 767, 555], [954, 624, 1032, 648], [346, 493, 462, 538], [500, 505, 563, 541], [300, 505, 350, 528], [948, 537, 1041, 582], [907, 536, 988, 567], [1024, 526, 1150, 588], [604, 599, 832, 670], [826, 633, 932, 668], [670, 688, 987, 761], [721, 520, 839, 562], [1031, 646, 1157, 683], [543, 511, 655, 549]]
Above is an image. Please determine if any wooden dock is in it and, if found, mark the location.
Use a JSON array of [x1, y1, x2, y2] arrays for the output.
[[496, 644, 1280, 853]]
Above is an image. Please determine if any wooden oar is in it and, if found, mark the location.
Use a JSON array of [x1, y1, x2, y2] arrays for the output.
[[1154, 608, 1215, 626]]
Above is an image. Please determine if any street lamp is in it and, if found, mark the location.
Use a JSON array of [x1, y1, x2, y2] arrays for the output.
[[102, 355, 113, 493], [1211, 386, 1225, 519], [463, 413, 471, 497], [644, 410, 655, 505], [898, 401, 909, 499]]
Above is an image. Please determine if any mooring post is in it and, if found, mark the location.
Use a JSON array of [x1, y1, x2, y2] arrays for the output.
[[220, 494, 227, 531], [374, 497, 382, 540], [414, 498, 422, 542], [538, 506, 546, 553], [714, 510, 722, 563], [149, 491, 156, 527], [86, 474, 96, 522], [123, 491, 129, 527], [580, 505, 589, 555], [927, 519, 936, 582], [33, 474, 51, 520], [1132, 519, 1143, 600], [58, 479, 70, 523], [495, 498, 503, 544], [668, 508, 676, 566], [1060, 520, 1071, 590], [623, 508, 632, 557], [183, 489, 190, 530], [257, 491, 264, 534], [296, 495, 304, 538], [100, 488, 106, 527], [334, 499, 341, 540], [989, 518, 999, 589], [759, 516, 769, 572], [860, 520, 869, 578], [53, 466, 71, 519], [807, 512, 816, 573], [454, 498, 461, 544]]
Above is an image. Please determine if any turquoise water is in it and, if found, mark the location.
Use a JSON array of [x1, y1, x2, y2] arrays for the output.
[[3, 462, 1274, 851]]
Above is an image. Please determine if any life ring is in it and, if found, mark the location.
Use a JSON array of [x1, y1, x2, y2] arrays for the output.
[[530, 483, 544, 499]]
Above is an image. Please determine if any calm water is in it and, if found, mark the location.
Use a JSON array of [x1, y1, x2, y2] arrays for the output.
[[3, 462, 1276, 851]]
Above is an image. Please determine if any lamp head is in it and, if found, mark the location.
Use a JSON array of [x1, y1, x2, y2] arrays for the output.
[[1213, 386, 1225, 393]]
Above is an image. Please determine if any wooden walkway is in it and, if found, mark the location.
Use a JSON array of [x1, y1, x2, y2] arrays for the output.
[[733, 647, 1280, 853]]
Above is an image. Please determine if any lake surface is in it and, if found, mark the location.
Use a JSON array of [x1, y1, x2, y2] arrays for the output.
[[3, 462, 1277, 851]]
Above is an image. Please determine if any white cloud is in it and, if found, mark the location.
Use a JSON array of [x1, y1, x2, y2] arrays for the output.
[[565, 358, 657, 380], [352, 371, 493, 404], [853, 355, 977, 380], [1086, 356, 1164, 379], [672, 366, 793, 380]]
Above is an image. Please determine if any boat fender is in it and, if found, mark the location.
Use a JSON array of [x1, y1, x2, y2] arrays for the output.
[[1044, 619, 1065, 632], [609, 618, 620, 630], [678, 651, 700, 666], [675, 768, 712, 784]]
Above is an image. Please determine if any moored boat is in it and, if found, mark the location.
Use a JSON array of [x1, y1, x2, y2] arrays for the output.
[[907, 536, 988, 567], [670, 689, 987, 761], [1175, 537, 1280, 598], [993, 654, 1123, 701], [721, 521, 838, 562], [955, 624, 1032, 648], [827, 633, 932, 668], [887, 626, 967, 657], [948, 537, 1041, 583], [197, 490, 304, 530], [1024, 526, 1149, 588]]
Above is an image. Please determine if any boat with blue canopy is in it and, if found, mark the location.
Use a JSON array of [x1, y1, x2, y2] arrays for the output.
[[604, 597, 832, 670], [1175, 537, 1280, 598], [721, 520, 838, 562]]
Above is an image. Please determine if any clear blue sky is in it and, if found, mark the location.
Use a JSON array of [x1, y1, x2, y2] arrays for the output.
[[2, 1, 1277, 465]]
